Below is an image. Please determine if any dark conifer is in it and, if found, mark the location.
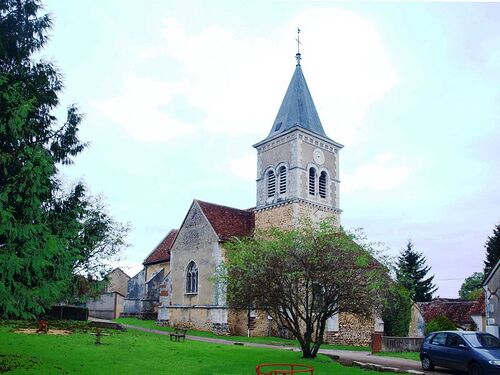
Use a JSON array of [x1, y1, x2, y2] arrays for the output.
[[484, 223, 500, 276], [396, 240, 437, 302], [0, 0, 127, 318]]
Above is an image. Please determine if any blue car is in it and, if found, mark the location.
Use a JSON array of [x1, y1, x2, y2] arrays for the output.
[[420, 331, 500, 375]]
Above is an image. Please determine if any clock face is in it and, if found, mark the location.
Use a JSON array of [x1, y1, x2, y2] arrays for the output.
[[313, 148, 325, 165]]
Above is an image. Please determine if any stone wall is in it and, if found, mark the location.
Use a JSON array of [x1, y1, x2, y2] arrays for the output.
[[228, 309, 274, 337], [145, 262, 169, 281], [106, 268, 130, 296], [122, 269, 146, 316], [381, 336, 424, 352], [255, 202, 296, 230], [168, 306, 228, 334], [169, 201, 224, 307], [87, 292, 118, 320], [255, 201, 339, 233], [325, 312, 374, 346], [255, 129, 342, 212]]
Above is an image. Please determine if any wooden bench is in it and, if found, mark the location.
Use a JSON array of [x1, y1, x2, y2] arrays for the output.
[[169, 328, 187, 342]]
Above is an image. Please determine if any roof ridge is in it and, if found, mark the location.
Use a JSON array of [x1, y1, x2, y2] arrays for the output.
[[195, 199, 249, 213]]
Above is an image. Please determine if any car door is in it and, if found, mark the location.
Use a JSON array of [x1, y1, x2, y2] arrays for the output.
[[444, 333, 469, 371], [427, 333, 448, 367]]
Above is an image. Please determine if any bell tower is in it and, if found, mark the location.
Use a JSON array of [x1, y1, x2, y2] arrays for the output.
[[253, 47, 343, 230]]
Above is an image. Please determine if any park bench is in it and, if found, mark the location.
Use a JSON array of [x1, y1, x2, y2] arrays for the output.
[[169, 328, 187, 342]]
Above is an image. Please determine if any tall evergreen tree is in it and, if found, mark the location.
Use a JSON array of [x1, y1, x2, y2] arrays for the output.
[[0, 0, 128, 318], [396, 240, 437, 302], [484, 223, 500, 275]]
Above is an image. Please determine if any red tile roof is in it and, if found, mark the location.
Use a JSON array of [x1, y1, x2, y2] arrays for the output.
[[469, 292, 485, 316], [143, 229, 178, 265], [417, 298, 475, 326], [197, 200, 254, 241]]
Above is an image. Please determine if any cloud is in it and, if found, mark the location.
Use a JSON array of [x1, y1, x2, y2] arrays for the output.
[[342, 153, 410, 192], [94, 9, 398, 145], [91, 76, 195, 142], [228, 153, 257, 181]]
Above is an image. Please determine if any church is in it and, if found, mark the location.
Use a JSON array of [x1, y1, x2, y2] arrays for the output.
[[122, 50, 383, 345]]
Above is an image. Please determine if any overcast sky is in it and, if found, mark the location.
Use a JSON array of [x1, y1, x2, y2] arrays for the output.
[[44, 1, 499, 297]]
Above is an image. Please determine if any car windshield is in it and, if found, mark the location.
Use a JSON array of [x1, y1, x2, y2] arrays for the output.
[[464, 333, 500, 348]]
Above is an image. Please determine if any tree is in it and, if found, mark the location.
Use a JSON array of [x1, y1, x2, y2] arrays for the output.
[[424, 316, 455, 335], [382, 283, 412, 337], [396, 240, 437, 302], [0, 0, 128, 318], [223, 221, 388, 359], [484, 223, 500, 275], [458, 272, 483, 301]]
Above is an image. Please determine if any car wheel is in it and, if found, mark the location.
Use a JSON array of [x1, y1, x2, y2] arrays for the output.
[[468, 362, 483, 375], [421, 355, 434, 371]]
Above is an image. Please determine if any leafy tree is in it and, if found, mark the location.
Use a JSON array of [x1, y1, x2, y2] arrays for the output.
[[382, 283, 412, 337], [223, 220, 388, 359], [396, 240, 437, 302], [484, 223, 500, 275], [0, 0, 128, 318], [458, 272, 483, 301], [424, 315, 456, 335]]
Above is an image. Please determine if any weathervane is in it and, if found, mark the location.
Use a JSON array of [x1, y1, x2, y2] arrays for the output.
[[295, 27, 301, 66]]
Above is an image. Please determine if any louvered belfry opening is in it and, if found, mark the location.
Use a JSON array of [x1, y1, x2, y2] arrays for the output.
[[186, 261, 198, 293], [319, 171, 327, 198], [267, 170, 276, 197], [278, 166, 287, 195], [308, 167, 316, 195]]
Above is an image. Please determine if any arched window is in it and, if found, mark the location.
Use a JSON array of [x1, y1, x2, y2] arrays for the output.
[[308, 167, 316, 195], [319, 171, 327, 198], [267, 170, 276, 198], [278, 166, 287, 195], [186, 261, 198, 293]]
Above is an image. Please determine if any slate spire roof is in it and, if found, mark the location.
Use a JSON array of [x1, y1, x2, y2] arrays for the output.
[[264, 58, 328, 141]]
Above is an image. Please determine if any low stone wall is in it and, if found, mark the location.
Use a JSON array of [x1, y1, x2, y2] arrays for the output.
[[325, 313, 373, 346], [228, 309, 274, 337], [381, 336, 424, 352], [168, 306, 229, 334]]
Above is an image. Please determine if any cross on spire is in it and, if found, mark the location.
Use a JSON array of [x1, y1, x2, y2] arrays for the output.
[[295, 27, 301, 66]]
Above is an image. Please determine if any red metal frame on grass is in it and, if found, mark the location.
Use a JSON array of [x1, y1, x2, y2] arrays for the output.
[[256, 363, 314, 375]]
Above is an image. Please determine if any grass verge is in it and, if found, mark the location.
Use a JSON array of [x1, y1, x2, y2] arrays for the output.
[[0, 322, 377, 374], [114, 317, 370, 351]]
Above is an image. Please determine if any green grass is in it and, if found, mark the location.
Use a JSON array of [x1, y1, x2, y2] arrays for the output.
[[375, 351, 420, 361], [0, 323, 378, 374], [115, 317, 370, 351]]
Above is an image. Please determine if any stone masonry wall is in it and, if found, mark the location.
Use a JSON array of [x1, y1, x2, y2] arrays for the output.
[[255, 203, 296, 231], [168, 307, 228, 334], [228, 309, 274, 337], [325, 312, 374, 346], [106, 269, 130, 296], [255, 201, 339, 232]]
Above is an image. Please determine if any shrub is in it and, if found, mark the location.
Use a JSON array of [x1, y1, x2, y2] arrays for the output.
[[382, 283, 412, 337], [425, 315, 456, 335]]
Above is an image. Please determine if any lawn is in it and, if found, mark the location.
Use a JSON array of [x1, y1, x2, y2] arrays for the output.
[[0, 322, 377, 374], [375, 351, 420, 361], [115, 317, 370, 352]]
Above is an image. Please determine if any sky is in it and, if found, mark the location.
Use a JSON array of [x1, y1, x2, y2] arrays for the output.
[[42, 1, 500, 298]]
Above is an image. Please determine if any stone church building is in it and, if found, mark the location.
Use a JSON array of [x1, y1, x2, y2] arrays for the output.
[[122, 52, 383, 345]]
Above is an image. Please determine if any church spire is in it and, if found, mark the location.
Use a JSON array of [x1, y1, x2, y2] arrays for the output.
[[261, 32, 328, 142]]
